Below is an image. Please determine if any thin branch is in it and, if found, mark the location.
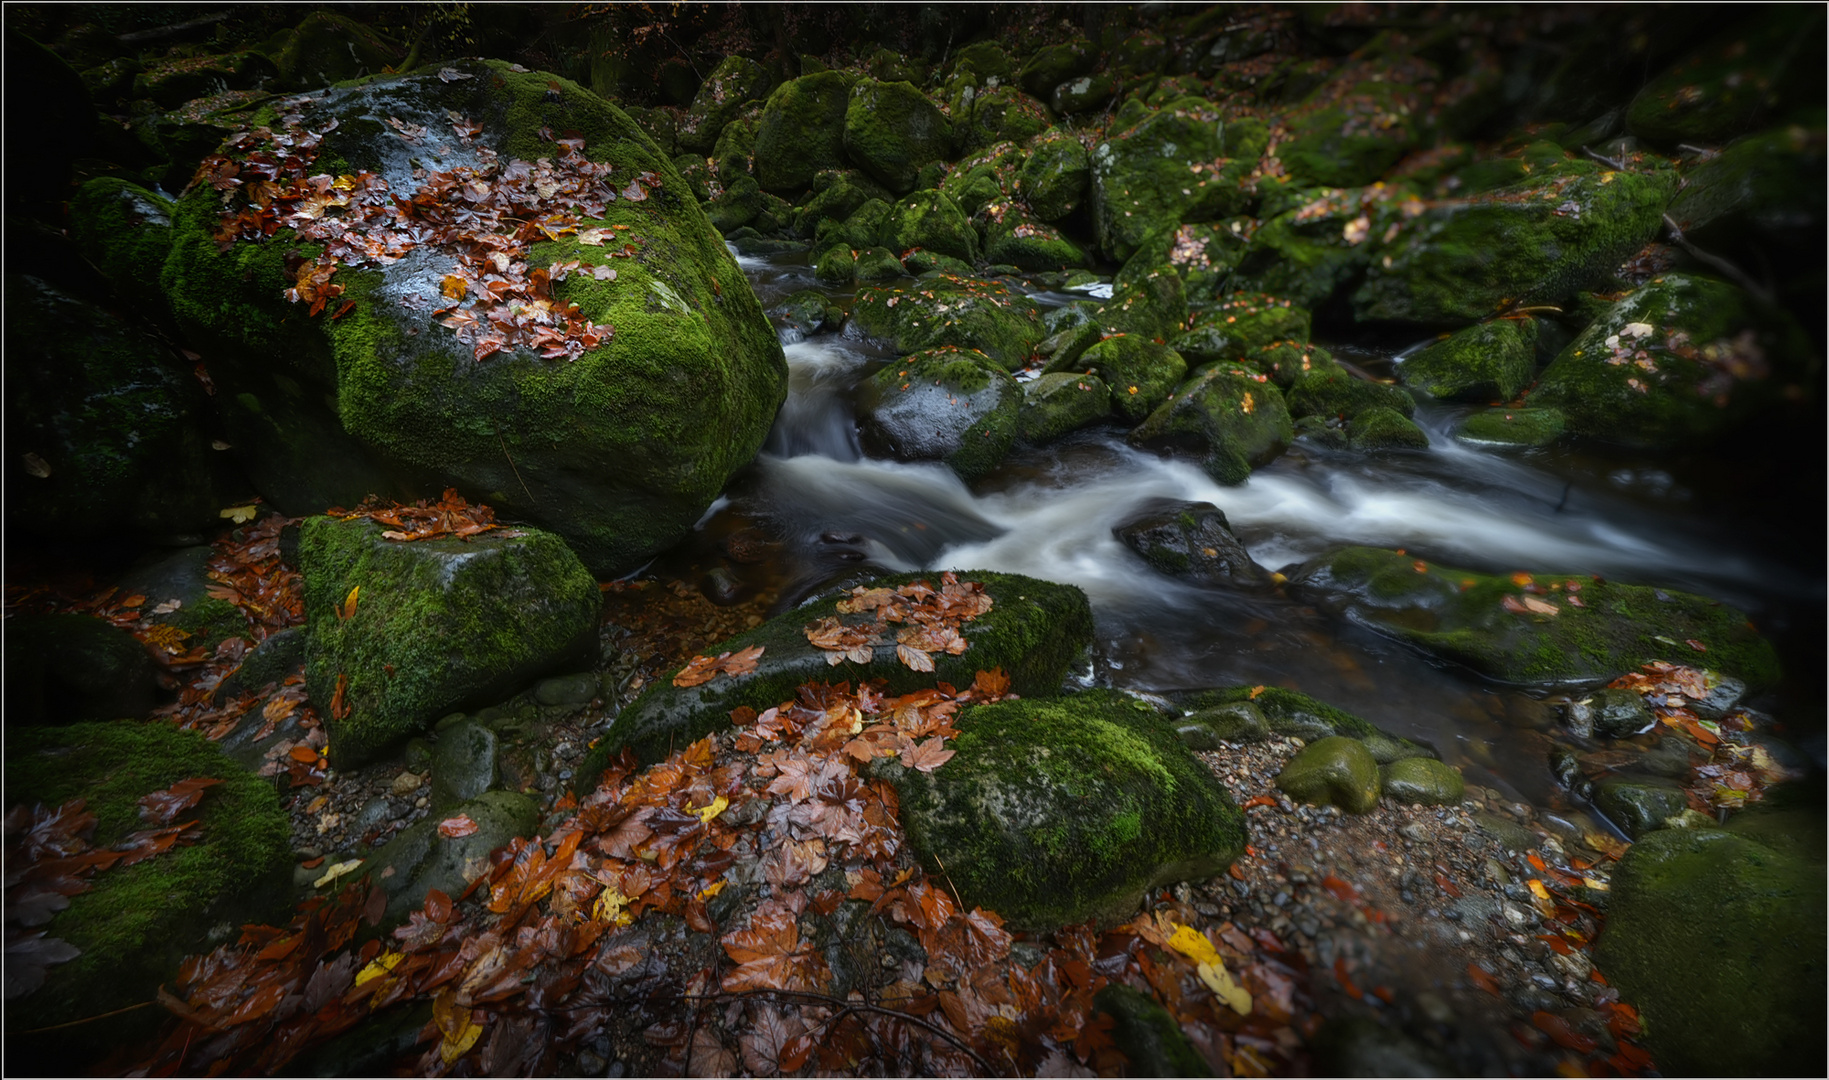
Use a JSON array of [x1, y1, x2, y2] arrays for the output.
[[1662, 213, 1775, 307], [8, 998, 156, 1034], [499, 431, 536, 504], [1580, 145, 1627, 171], [689, 987, 994, 1074]]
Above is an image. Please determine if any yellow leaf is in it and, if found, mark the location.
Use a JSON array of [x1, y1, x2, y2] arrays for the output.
[[1167, 924, 1220, 967], [1581, 877, 1610, 892], [691, 795, 729, 824], [699, 881, 726, 900], [354, 950, 404, 987], [339, 585, 360, 621], [1197, 960, 1254, 1015], [1527, 879, 1552, 901], [313, 858, 363, 889], [440, 1019, 484, 1064], [593, 887, 633, 926], [220, 504, 259, 524]]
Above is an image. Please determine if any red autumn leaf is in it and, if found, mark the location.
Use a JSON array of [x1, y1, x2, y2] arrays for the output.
[[1320, 874, 1359, 903], [438, 814, 479, 839], [288, 744, 320, 764], [1467, 962, 1503, 996], [330, 672, 351, 720], [138, 777, 223, 826], [899, 737, 955, 773], [970, 667, 1011, 700], [1533, 1010, 1597, 1053]]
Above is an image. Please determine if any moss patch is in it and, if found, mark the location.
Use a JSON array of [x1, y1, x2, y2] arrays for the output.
[[1130, 363, 1294, 484]]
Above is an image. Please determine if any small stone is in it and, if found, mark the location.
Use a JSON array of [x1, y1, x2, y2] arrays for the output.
[[1380, 757, 1465, 805], [390, 771, 423, 796], [415, 796, 428, 809], [534, 672, 600, 707], [1275, 736, 1380, 814]]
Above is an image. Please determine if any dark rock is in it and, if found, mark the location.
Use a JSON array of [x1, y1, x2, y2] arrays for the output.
[[1567, 687, 1657, 739], [1309, 1016, 1454, 1077], [429, 719, 498, 812], [355, 790, 540, 928], [4, 614, 159, 726], [1094, 984, 1214, 1076], [214, 627, 307, 703], [1112, 498, 1271, 588], [856, 347, 1020, 483], [1176, 687, 1437, 763], [1128, 364, 1294, 485], [1593, 775, 1688, 839]]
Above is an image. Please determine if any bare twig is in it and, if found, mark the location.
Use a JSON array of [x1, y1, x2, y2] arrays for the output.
[[1580, 145, 1628, 171], [498, 432, 536, 504], [9, 998, 155, 1034], [1662, 213, 1775, 306], [682, 987, 994, 1074]]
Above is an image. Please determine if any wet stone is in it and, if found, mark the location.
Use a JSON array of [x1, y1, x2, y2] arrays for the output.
[[430, 718, 498, 811], [1380, 757, 1465, 806], [1592, 775, 1688, 839], [1276, 736, 1381, 814], [1471, 812, 1538, 852], [534, 672, 599, 707]]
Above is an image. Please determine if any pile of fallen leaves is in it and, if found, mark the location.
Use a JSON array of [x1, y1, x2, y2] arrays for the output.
[[1606, 660, 1800, 812], [326, 488, 504, 543], [4, 779, 221, 1001], [125, 660, 1322, 1076], [804, 574, 992, 673], [200, 91, 659, 362]]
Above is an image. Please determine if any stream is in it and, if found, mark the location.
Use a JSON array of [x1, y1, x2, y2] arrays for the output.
[[691, 248, 1825, 816]]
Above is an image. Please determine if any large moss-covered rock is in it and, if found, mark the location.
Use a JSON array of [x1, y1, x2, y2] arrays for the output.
[[938, 141, 1020, 218], [1400, 318, 1539, 402], [848, 278, 1043, 369], [887, 689, 1246, 930], [1230, 185, 1399, 310], [160, 62, 787, 574], [843, 79, 953, 195], [1116, 223, 1248, 311], [272, 11, 397, 91], [1170, 294, 1311, 367], [678, 55, 774, 153], [579, 570, 1093, 772], [1595, 808, 1825, 1076], [1175, 686, 1438, 763], [1624, 7, 1824, 146], [1018, 370, 1112, 444], [1526, 273, 1812, 448], [754, 72, 852, 193], [67, 178, 175, 320], [5, 276, 241, 541], [1090, 104, 1269, 262], [960, 86, 1053, 152], [1276, 735, 1381, 813], [4, 722, 290, 1056], [1279, 59, 1430, 188], [1290, 546, 1781, 687], [1353, 161, 1677, 324], [856, 347, 1019, 482], [1095, 267, 1188, 341], [298, 515, 600, 764], [1052, 73, 1119, 116], [1347, 406, 1429, 451], [1665, 125, 1826, 292], [1014, 127, 1090, 222], [1054, 335, 1186, 424], [1287, 366, 1415, 421], [816, 196, 893, 252], [886, 189, 978, 264], [1128, 363, 1293, 484]]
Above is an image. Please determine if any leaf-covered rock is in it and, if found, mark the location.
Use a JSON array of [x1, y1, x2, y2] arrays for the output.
[[1289, 546, 1781, 687], [299, 514, 600, 764], [888, 689, 1245, 930], [352, 789, 539, 928], [1170, 294, 1312, 368], [1115, 223, 1248, 311], [1090, 104, 1268, 262]]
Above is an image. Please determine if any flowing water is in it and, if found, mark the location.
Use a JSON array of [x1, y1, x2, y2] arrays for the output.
[[705, 249, 1825, 812]]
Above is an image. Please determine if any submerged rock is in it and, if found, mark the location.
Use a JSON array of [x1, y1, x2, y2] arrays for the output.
[[1290, 546, 1781, 688], [1175, 686, 1438, 763], [856, 347, 1020, 482], [888, 689, 1246, 930], [298, 515, 600, 764], [1112, 498, 1271, 588]]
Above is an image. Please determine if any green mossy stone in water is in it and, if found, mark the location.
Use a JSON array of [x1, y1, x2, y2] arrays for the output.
[[886, 189, 977, 264], [1176, 702, 1271, 749], [1353, 161, 1678, 325], [793, 169, 892, 237], [843, 79, 953, 195], [1288, 367, 1415, 422], [905, 250, 975, 277], [1067, 336, 1187, 424], [852, 245, 905, 281], [1290, 546, 1782, 688], [813, 243, 856, 284], [1093, 984, 1215, 1076], [856, 347, 1019, 482], [1172, 294, 1313, 367], [298, 515, 600, 764], [1452, 407, 1565, 447], [578, 570, 1093, 775], [1019, 371, 1112, 444], [1128, 364, 1293, 485], [982, 214, 1090, 271], [1090, 105, 1268, 262], [849, 279, 1043, 369], [1401, 319, 1539, 402], [1593, 775, 1689, 839], [1249, 341, 1338, 389], [754, 73, 854, 194], [67, 177, 175, 319], [1115, 223, 1248, 310], [1097, 267, 1188, 342], [1526, 273, 1812, 449], [887, 689, 1246, 931], [1178, 687, 1437, 763], [678, 55, 775, 153], [1379, 757, 1464, 805], [1276, 735, 1381, 813], [1347, 406, 1429, 452], [1015, 128, 1090, 222], [1595, 817, 1825, 1077], [816, 197, 893, 252], [3, 722, 291, 1054]]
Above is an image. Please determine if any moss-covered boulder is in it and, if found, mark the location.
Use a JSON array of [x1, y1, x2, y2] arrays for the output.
[[160, 62, 787, 574], [1018, 370, 1112, 444], [1287, 366, 1415, 422], [887, 689, 1245, 930], [1347, 406, 1429, 451], [1053, 335, 1187, 424], [816, 196, 894, 252], [1279, 59, 1430, 188], [1276, 735, 1381, 813], [1290, 546, 1781, 687], [1051, 73, 1119, 116], [981, 209, 1089, 271], [4, 722, 291, 1056], [1090, 104, 1269, 262], [1017, 39, 1099, 99], [793, 168, 893, 236], [852, 245, 905, 281], [704, 172, 764, 233], [886, 189, 978, 264], [856, 347, 1019, 482], [1014, 127, 1090, 222], [813, 243, 856, 284], [1128, 363, 1294, 484], [1175, 686, 1438, 763], [939, 141, 1020, 218], [133, 50, 277, 108], [5, 276, 242, 541], [298, 515, 600, 764], [1380, 756, 1464, 805], [1112, 498, 1270, 588], [1526, 273, 1813, 448], [843, 79, 953, 195], [1452, 406, 1566, 447], [1116, 223, 1248, 311], [1251, 341, 1340, 389], [1400, 318, 1539, 402], [1665, 125, 1826, 283], [1353, 160, 1678, 324], [678, 55, 774, 153], [754, 72, 852, 194], [1096, 267, 1188, 342], [580, 570, 1093, 772], [1624, 7, 1824, 146], [1171, 294, 1312, 367], [1229, 185, 1397, 311], [1595, 807, 1825, 1076], [4, 614, 160, 727], [1094, 984, 1214, 1076], [271, 11, 397, 91], [67, 178, 175, 320], [848, 278, 1043, 369], [960, 86, 1053, 152]]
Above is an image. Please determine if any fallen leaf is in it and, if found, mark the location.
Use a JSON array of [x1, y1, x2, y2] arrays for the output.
[[313, 858, 363, 888], [438, 814, 479, 839], [220, 504, 259, 524]]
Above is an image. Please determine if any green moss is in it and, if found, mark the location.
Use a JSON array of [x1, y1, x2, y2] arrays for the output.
[[299, 516, 600, 763], [1348, 405, 1429, 451], [814, 244, 857, 283], [887, 189, 977, 264], [1292, 546, 1781, 688], [1094, 985, 1214, 1077], [1063, 336, 1188, 423], [856, 348, 1020, 482], [1129, 363, 1293, 485], [1453, 406, 1566, 447], [887, 689, 1246, 930], [1288, 366, 1416, 421], [1172, 294, 1313, 367], [1280, 63, 1427, 187], [677, 55, 774, 153], [843, 80, 953, 195], [753, 72, 853, 194], [579, 570, 1093, 775], [962, 86, 1054, 152], [1090, 106, 1268, 261], [4, 722, 291, 1044], [1400, 318, 1539, 402], [938, 142, 1020, 217], [1115, 223, 1247, 310], [1015, 127, 1091, 222], [849, 278, 1043, 369], [1178, 686, 1436, 763], [1097, 268, 1188, 342], [67, 178, 175, 316], [982, 214, 1089, 271], [1019, 371, 1113, 444]]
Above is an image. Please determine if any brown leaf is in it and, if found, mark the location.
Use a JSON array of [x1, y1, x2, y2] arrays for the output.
[[896, 643, 935, 672], [138, 777, 223, 826], [900, 737, 955, 773], [438, 814, 479, 839]]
